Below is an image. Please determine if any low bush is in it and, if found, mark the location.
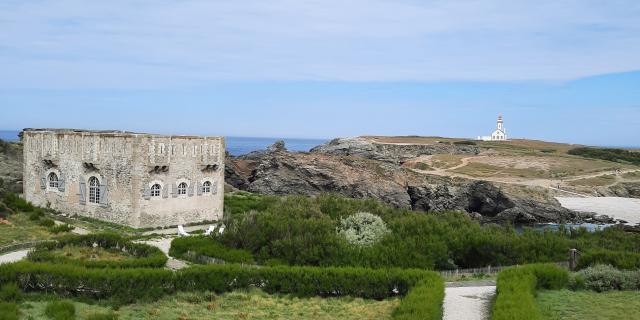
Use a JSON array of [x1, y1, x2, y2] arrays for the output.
[[453, 140, 476, 145], [28, 210, 45, 221], [38, 218, 56, 228], [1, 193, 36, 213], [578, 250, 640, 270], [0, 202, 13, 219], [415, 162, 430, 170], [85, 312, 118, 320], [337, 212, 390, 246], [27, 233, 167, 269], [492, 264, 568, 320], [219, 193, 640, 270], [571, 264, 640, 292], [392, 276, 444, 320], [176, 265, 435, 300], [48, 224, 75, 234], [0, 302, 19, 320], [0, 283, 22, 302], [0, 261, 440, 303], [170, 236, 254, 264], [45, 300, 76, 320], [568, 147, 640, 165]]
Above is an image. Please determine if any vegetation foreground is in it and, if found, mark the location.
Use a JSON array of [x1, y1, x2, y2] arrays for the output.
[[3, 190, 640, 319], [15, 289, 398, 320], [537, 290, 640, 320]]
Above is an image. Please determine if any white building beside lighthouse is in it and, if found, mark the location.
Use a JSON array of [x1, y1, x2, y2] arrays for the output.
[[477, 115, 507, 141]]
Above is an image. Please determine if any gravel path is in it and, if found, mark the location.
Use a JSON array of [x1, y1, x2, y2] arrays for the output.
[[0, 249, 30, 265], [443, 285, 495, 320], [138, 237, 189, 270], [556, 196, 640, 224]]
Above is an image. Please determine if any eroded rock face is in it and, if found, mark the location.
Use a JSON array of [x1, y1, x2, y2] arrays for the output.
[[464, 181, 516, 217], [311, 137, 479, 164], [239, 147, 413, 209], [226, 142, 581, 224], [609, 182, 640, 198]]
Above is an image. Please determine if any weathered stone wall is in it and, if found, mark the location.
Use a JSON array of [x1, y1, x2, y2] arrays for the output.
[[22, 129, 224, 228]]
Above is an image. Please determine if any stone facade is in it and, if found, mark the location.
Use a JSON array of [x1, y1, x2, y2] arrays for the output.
[[22, 129, 225, 228]]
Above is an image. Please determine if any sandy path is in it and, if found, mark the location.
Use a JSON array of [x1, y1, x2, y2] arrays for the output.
[[0, 249, 30, 265], [443, 284, 495, 320], [556, 197, 640, 224]]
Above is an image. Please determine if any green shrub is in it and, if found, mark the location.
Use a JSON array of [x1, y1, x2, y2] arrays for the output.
[[45, 300, 76, 320], [0, 261, 439, 303], [529, 263, 569, 290], [38, 218, 55, 228], [27, 233, 167, 269], [85, 312, 118, 320], [574, 264, 633, 292], [0, 202, 13, 219], [415, 162, 430, 170], [48, 224, 75, 234], [492, 264, 568, 320], [337, 212, 390, 246], [0, 302, 19, 320], [0, 283, 22, 302], [392, 276, 444, 320], [224, 192, 279, 217], [170, 236, 254, 264], [578, 250, 640, 270], [28, 210, 44, 221], [1, 193, 35, 213], [219, 193, 640, 270], [568, 147, 640, 165], [453, 140, 476, 145]]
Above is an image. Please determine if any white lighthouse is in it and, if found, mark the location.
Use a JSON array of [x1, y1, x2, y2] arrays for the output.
[[477, 115, 507, 141]]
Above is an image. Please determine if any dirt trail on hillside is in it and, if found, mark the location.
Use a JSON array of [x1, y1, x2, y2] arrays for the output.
[[411, 155, 640, 195]]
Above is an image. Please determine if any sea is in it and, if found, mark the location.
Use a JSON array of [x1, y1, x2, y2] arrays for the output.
[[0, 130, 326, 156]]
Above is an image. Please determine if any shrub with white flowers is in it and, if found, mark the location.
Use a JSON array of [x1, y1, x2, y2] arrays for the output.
[[337, 212, 390, 246]]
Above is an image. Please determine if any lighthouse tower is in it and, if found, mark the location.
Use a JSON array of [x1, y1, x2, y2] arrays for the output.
[[477, 115, 507, 141]]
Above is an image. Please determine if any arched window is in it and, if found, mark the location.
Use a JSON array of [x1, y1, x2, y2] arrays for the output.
[[178, 182, 187, 195], [202, 181, 211, 194], [89, 176, 100, 203], [151, 184, 161, 197], [48, 172, 59, 188]]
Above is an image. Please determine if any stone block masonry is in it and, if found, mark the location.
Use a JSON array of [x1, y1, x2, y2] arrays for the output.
[[22, 129, 225, 228]]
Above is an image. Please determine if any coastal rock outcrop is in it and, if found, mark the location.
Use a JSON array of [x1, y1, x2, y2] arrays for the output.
[[310, 137, 479, 165], [226, 141, 581, 224]]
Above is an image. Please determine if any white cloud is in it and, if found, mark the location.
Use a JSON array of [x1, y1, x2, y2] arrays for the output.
[[0, 0, 639, 88]]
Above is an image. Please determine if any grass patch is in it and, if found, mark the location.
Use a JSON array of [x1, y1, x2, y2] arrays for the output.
[[0, 212, 57, 246], [430, 154, 463, 169], [453, 162, 545, 178], [567, 175, 616, 187], [47, 245, 135, 262], [537, 289, 640, 320], [622, 171, 640, 179], [20, 289, 399, 320]]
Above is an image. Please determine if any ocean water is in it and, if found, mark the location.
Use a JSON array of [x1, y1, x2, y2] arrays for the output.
[[0, 130, 326, 156], [225, 136, 327, 156]]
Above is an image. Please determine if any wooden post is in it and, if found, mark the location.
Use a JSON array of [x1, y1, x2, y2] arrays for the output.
[[569, 248, 579, 270]]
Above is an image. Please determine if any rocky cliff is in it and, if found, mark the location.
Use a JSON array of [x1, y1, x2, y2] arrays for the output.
[[226, 140, 591, 224], [0, 140, 22, 195]]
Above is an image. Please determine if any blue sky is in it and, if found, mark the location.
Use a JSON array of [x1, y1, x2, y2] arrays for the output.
[[0, 1, 639, 146]]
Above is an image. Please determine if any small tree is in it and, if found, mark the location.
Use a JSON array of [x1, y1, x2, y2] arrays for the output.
[[337, 212, 390, 246]]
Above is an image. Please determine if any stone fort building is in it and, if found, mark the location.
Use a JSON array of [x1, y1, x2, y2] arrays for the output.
[[22, 129, 225, 228]]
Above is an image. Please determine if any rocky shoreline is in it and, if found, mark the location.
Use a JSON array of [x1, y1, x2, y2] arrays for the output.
[[225, 139, 621, 225]]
